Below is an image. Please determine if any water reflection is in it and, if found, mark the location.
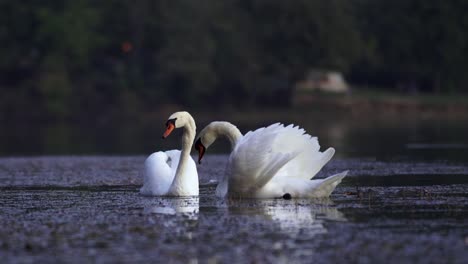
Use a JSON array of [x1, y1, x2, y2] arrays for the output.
[[2, 114, 468, 162], [228, 199, 346, 235], [142, 197, 199, 220], [406, 143, 468, 149]]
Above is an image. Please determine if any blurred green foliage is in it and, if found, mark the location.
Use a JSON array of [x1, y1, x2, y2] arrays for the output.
[[0, 0, 467, 121]]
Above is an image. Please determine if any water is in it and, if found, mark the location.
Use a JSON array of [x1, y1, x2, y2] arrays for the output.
[[0, 156, 467, 263], [1, 112, 468, 162], [1, 112, 468, 262]]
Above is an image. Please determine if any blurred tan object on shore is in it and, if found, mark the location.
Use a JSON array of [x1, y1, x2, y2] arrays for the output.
[[296, 70, 349, 93]]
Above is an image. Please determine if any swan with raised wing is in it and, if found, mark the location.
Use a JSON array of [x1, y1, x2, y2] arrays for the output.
[[194, 121, 347, 198], [140, 111, 198, 196]]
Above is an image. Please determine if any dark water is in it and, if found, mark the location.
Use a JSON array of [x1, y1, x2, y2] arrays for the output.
[[1, 113, 468, 162], [1, 113, 468, 262], [0, 156, 467, 263]]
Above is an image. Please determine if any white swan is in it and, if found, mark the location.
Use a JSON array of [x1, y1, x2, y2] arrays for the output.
[[194, 121, 347, 198], [140, 111, 199, 196]]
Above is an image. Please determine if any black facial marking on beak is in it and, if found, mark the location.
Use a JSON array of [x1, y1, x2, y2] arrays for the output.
[[282, 193, 292, 200], [194, 138, 206, 164], [166, 118, 177, 128], [162, 118, 177, 139], [194, 138, 202, 152]]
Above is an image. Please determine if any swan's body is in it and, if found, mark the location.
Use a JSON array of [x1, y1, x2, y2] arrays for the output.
[[140, 111, 199, 196], [195, 122, 347, 198]]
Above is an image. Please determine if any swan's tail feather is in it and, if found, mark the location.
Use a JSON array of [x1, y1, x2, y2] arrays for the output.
[[310, 170, 348, 197]]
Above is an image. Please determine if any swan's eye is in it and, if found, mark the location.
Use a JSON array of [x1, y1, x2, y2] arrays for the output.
[[166, 118, 176, 127], [282, 193, 292, 200]]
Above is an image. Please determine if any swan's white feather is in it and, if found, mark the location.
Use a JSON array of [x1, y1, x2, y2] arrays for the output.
[[140, 111, 199, 197], [225, 124, 299, 195], [140, 150, 179, 196], [272, 124, 335, 180], [252, 170, 348, 198], [213, 122, 346, 198], [140, 150, 198, 196]]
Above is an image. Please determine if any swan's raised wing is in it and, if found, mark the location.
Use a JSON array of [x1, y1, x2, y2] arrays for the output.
[[272, 124, 335, 180], [226, 123, 300, 194]]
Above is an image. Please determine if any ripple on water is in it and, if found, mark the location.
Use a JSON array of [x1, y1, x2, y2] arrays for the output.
[[0, 156, 467, 262]]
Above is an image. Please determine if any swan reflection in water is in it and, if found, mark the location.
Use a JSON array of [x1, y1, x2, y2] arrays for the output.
[[143, 197, 199, 220], [141, 195, 345, 236], [228, 198, 346, 235]]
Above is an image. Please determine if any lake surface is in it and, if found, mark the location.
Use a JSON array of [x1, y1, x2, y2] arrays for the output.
[[0, 155, 467, 263], [1, 112, 468, 262], [1, 111, 468, 162]]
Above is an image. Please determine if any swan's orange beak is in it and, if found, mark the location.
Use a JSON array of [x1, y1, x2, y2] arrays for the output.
[[162, 123, 175, 139], [194, 138, 205, 164]]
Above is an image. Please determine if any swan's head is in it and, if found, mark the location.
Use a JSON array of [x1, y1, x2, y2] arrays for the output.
[[162, 111, 192, 139], [194, 124, 217, 164]]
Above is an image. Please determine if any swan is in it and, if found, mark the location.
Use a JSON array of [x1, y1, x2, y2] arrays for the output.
[[140, 111, 199, 196], [194, 121, 347, 198]]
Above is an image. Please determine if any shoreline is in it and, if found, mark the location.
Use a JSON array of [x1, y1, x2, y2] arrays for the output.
[[292, 91, 468, 119]]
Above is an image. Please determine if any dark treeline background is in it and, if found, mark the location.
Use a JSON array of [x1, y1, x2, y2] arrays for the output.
[[1, 0, 468, 122]]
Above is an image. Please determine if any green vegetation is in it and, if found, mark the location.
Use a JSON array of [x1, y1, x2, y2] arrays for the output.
[[1, 0, 467, 121]]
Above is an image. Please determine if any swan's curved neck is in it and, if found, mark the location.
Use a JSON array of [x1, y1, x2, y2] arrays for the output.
[[212, 122, 242, 150], [171, 115, 196, 192]]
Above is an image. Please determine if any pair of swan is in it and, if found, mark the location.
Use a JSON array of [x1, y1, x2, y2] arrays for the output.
[[140, 111, 348, 198]]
